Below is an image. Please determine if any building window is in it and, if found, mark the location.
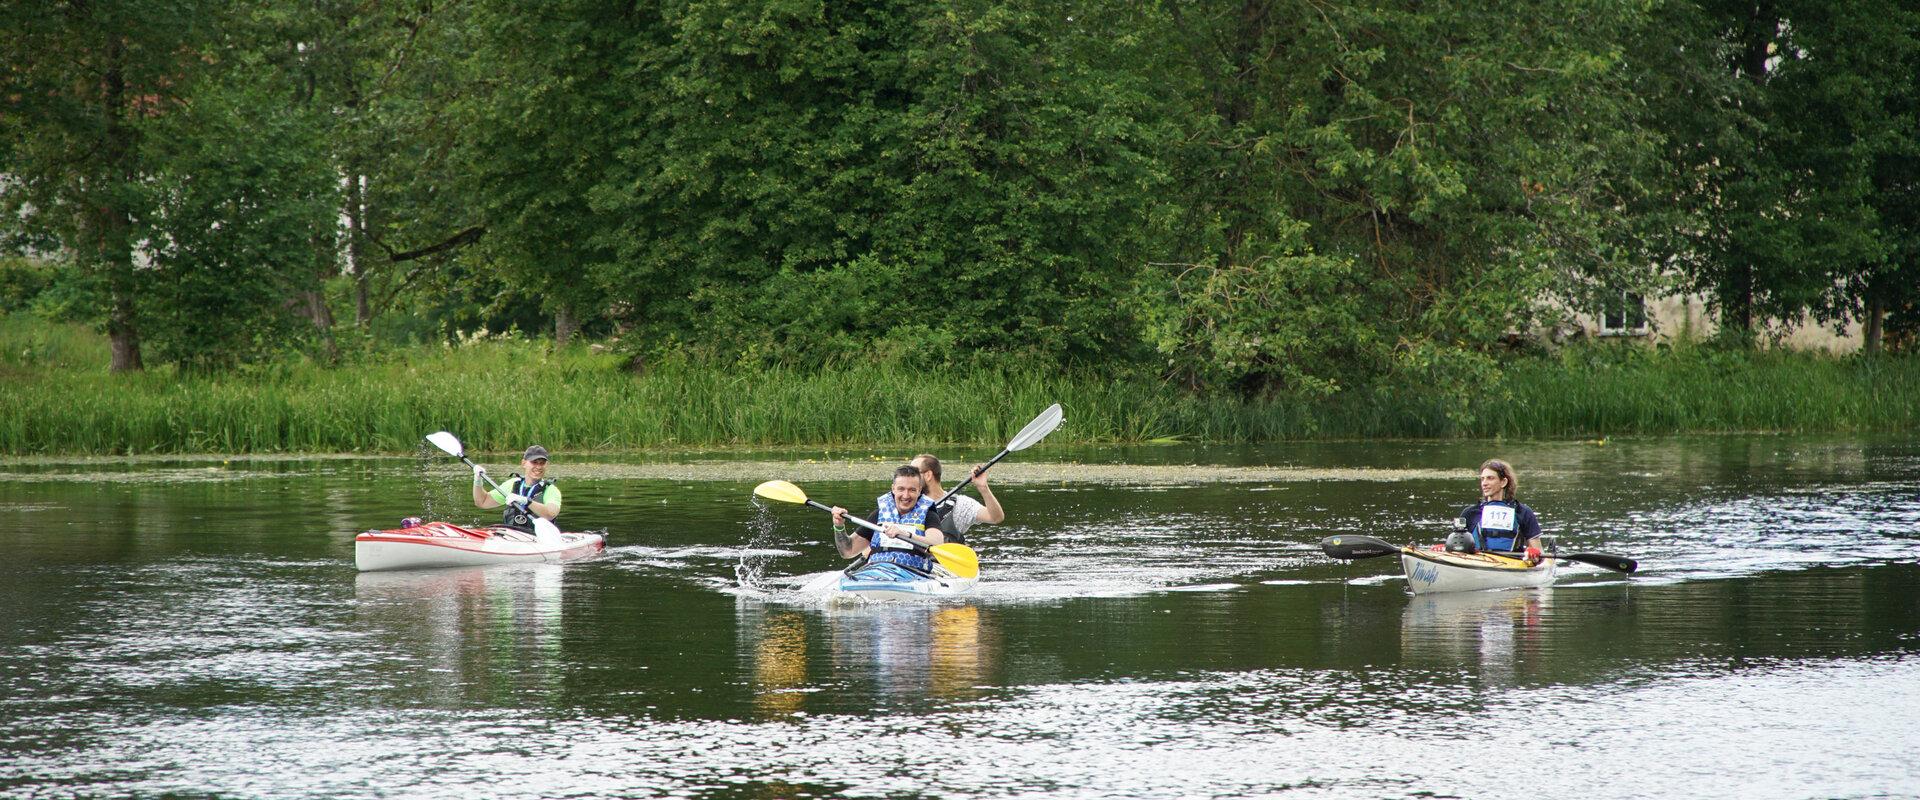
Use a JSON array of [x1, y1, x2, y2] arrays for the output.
[[1600, 291, 1647, 335]]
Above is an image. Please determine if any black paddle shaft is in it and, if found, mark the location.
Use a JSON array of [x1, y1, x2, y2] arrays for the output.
[[1320, 535, 1403, 560], [932, 448, 1012, 512], [1559, 551, 1639, 574], [1322, 534, 1638, 574]]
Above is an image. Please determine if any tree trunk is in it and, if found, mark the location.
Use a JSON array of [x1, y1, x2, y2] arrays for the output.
[[102, 37, 143, 373], [1864, 281, 1884, 355], [555, 303, 577, 347], [107, 284, 143, 373], [348, 172, 371, 327], [1739, 3, 1775, 85], [1727, 263, 1755, 339], [304, 288, 341, 364]]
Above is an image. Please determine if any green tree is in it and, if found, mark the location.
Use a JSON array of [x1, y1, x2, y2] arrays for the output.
[[459, 0, 629, 346], [462, 0, 1175, 366], [1664, 0, 1910, 343], [135, 71, 339, 370], [0, 0, 227, 371], [1145, 0, 1670, 412]]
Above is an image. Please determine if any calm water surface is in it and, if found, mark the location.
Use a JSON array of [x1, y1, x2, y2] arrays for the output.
[[4, 436, 1919, 799]]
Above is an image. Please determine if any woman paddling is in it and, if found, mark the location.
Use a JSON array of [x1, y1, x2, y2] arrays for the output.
[[1452, 459, 1544, 565]]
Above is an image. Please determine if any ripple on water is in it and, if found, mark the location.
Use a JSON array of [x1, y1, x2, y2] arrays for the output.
[[6, 655, 1916, 799]]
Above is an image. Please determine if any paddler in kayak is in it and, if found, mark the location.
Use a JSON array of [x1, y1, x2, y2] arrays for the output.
[[1450, 459, 1544, 564], [829, 465, 949, 575], [471, 444, 563, 533], [911, 454, 1004, 545]]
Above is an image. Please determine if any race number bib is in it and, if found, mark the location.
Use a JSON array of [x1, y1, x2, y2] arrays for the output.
[[877, 525, 917, 550], [1480, 505, 1517, 532]]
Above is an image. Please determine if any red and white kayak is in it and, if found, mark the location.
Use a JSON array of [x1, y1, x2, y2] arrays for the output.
[[355, 521, 605, 572]]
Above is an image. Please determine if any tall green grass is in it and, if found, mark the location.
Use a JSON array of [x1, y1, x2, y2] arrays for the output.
[[1, 317, 1914, 454], [1483, 343, 1920, 437]]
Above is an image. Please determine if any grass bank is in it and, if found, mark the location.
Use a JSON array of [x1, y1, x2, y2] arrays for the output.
[[2, 317, 1914, 454]]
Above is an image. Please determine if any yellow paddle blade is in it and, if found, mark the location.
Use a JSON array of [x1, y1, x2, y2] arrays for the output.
[[751, 480, 809, 505], [930, 543, 980, 578]]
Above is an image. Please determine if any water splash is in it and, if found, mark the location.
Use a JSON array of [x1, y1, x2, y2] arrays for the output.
[[416, 442, 440, 522], [734, 500, 781, 591]]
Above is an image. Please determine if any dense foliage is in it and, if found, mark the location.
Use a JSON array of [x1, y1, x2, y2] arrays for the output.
[[4, 1, 1917, 405]]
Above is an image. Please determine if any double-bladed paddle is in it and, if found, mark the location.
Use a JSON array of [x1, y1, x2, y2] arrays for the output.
[[932, 403, 1063, 513], [426, 431, 562, 543], [1319, 534, 1639, 574], [752, 479, 980, 578]]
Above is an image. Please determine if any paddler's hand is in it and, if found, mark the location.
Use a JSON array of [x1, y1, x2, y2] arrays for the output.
[[504, 493, 531, 507], [1524, 545, 1543, 565], [830, 506, 847, 527], [883, 523, 914, 541], [472, 465, 488, 485], [968, 465, 990, 490]]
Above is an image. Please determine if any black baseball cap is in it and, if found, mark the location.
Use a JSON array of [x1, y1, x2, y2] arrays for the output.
[[523, 445, 549, 461]]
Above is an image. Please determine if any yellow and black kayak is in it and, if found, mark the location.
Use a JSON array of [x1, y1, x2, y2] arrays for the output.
[[1321, 534, 1637, 595], [1399, 546, 1555, 594]]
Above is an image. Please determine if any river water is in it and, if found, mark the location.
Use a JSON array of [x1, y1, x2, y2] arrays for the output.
[[4, 436, 1918, 799]]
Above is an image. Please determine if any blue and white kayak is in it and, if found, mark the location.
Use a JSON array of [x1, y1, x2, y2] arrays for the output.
[[802, 561, 979, 601], [839, 561, 977, 599]]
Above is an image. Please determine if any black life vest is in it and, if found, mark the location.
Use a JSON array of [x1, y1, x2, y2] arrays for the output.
[[500, 475, 552, 532]]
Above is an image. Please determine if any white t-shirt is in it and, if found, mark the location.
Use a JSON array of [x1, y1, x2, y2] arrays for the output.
[[933, 493, 985, 536]]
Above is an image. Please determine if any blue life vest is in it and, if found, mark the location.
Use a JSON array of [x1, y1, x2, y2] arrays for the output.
[[500, 475, 552, 532], [867, 494, 934, 571], [1471, 500, 1522, 552]]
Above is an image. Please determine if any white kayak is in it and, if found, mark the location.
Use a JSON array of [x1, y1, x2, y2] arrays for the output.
[[1400, 547, 1556, 595], [355, 521, 605, 572]]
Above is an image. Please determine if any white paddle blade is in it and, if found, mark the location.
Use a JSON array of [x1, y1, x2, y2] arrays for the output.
[[1007, 403, 1063, 452], [425, 431, 465, 458], [532, 515, 562, 545]]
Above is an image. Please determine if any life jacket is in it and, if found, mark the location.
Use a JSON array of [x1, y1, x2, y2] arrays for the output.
[[500, 475, 553, 532], [867, 494, 934, 570], [927, 492, 970, 545], [1472, 500, 1522, 552]]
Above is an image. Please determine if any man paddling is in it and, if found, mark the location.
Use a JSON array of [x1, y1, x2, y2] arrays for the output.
[[472, 445, 563, 533], [830, 465, 948, 574], [911, 454, 1004, 545]]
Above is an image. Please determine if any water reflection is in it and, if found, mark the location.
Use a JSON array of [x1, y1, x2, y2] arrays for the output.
[[353, 565, 568, 703], [737, 600, 993, 716], [742, 607, 811, 717], [826, 604, 990, 699], [1400, 590, 1549, 686]]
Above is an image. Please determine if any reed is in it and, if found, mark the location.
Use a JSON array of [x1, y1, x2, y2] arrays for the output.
[[1483, 343, 1920, 436], [1, 318, 1914, 453]]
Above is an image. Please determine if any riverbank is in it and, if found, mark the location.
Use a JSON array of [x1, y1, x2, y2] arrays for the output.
[[3, 317, 1915, 453]]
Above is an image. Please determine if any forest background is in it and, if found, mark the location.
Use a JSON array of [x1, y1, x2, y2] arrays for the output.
[[3, 0, 1918, 453]]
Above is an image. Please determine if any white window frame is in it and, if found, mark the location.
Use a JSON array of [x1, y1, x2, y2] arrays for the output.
[[1599, 291, 1648, 336]]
